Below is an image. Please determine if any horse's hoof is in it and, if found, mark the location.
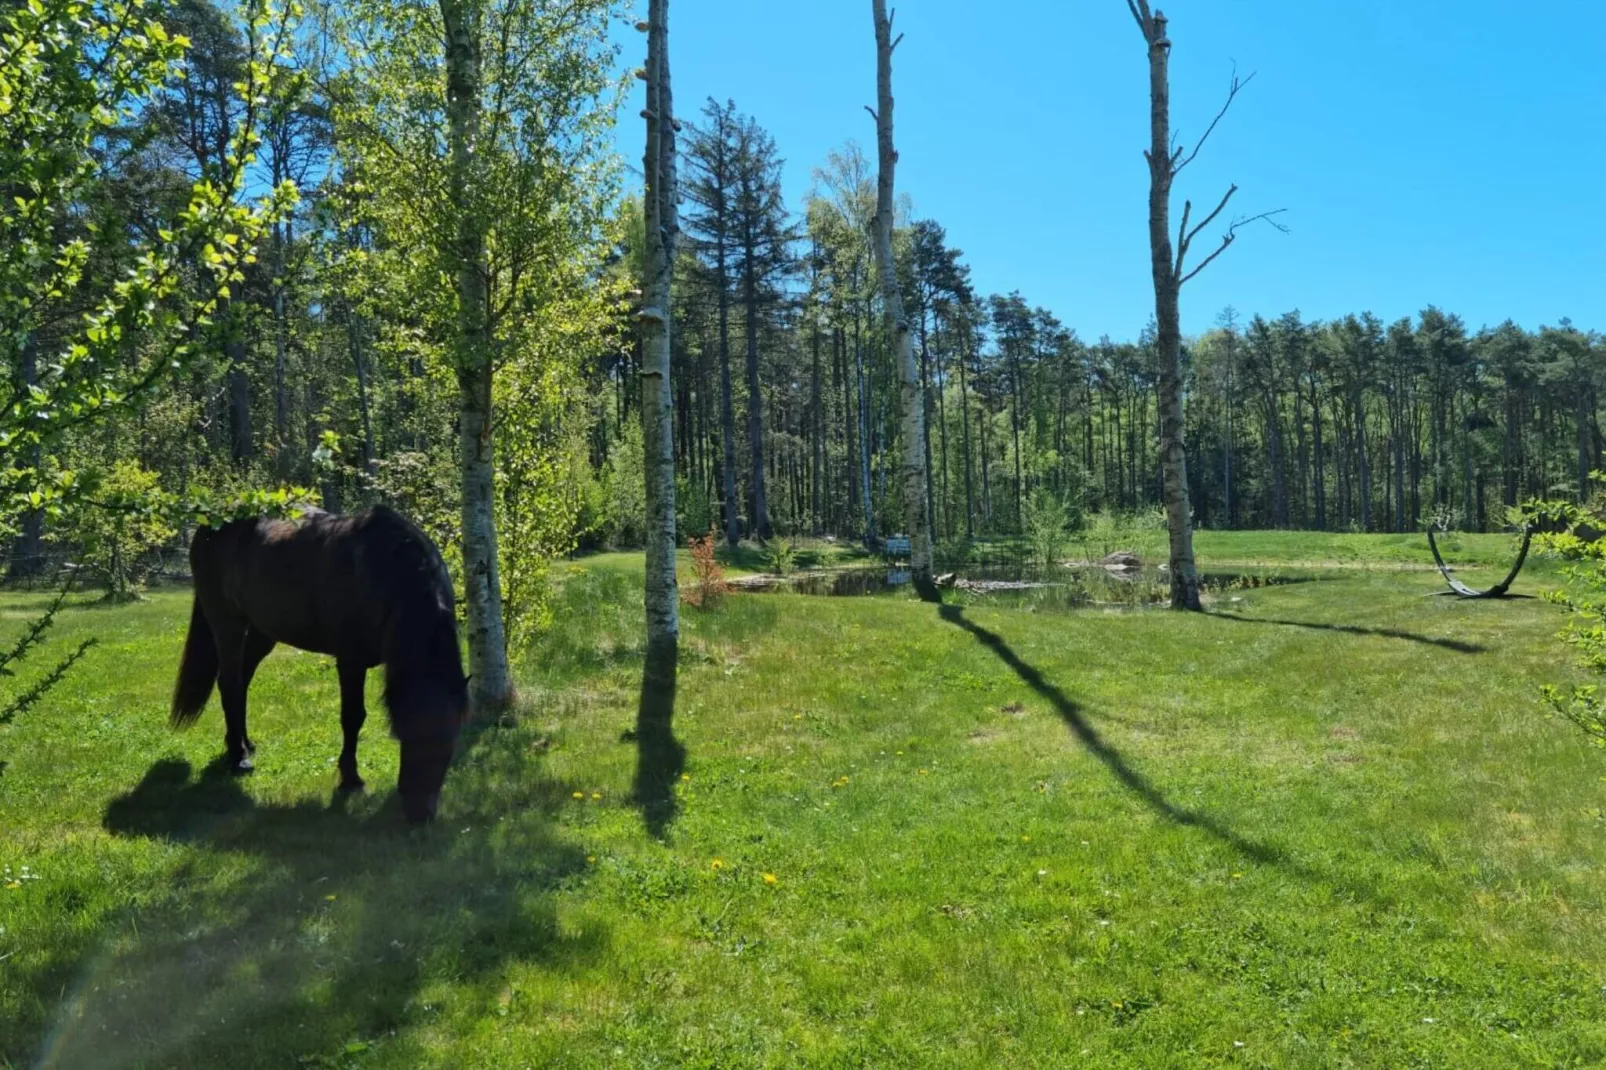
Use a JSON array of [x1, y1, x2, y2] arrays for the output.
[[337, 776, 366, 794], [232, 756, 254, 774]]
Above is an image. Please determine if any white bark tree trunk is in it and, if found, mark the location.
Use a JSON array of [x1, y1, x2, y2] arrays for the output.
[[869, 0, 935, 598], [640, 0, 680, 650], [443, 0, 514, 708]]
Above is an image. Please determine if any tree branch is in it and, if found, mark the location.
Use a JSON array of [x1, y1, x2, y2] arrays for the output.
[[1173, 65, 1256, 177], [864, 104, 878, 124], [1177, 183, 1237, 271], [1126, 0, 1152, 38], [1179, 206, 1288, 287], [1174, 198, 1192, 276]]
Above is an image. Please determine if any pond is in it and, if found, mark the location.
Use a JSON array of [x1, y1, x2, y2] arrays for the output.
[[732, 563, 1314, 610]]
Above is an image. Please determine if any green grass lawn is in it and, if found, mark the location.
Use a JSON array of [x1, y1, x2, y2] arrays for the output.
[[2, 533, 1603, 1067]]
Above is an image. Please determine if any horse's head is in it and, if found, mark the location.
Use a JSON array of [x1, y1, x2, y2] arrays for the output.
[[398, 727, 460, 825], [375, 516, 472, 824], [386, 649, 469, 825]]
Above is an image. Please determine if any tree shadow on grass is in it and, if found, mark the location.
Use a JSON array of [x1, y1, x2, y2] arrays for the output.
[[1210, 611, 1487, 653], [937, 604, 1285, 866], [630, 638, 684, 840], [21, 736, 599, 1070]]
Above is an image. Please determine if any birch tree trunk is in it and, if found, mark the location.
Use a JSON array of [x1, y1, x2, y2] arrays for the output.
[[959, 327, 975, 539], [1578, 385, 1592, 502], [271, 147, 290, 468], [443, 0, 513, 711], [7, 337, 43, 579], [639, 0, 680, 651], [869, 0, 934, 596], [224, 303, 253, 463], [854, 302, 876, 544], [718, 267, 739, 545], [810, 303, 824, 533], [742, 237, 771, 538], [350, 313, 377, 476], [710, 119, 739, 547]]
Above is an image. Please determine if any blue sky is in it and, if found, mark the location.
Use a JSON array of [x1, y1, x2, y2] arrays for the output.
[[616, 1, 1603, 341]]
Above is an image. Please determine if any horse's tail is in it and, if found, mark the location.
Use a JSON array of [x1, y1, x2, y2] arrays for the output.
[[170, 595, 217, 727]]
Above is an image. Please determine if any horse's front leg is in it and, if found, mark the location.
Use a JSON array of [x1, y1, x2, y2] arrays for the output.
[[336, 658, 368, 792]]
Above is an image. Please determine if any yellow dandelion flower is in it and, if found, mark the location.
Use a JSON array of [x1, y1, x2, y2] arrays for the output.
[[793, 713, 803, 720], [591, 792, 602, 801], [1231, 872, 1244, 880], [586, 855, 596, 865], [710, 858, 725, 871], [681, 773, 691, 782], [572, 791, 584, 800], [918, 768, 929, 776], [324, 894, 338, 901], [762, 873, 778, 885], [1021, 835, 1032, 843]]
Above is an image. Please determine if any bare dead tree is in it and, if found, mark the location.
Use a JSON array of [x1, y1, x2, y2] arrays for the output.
[[1126, 0, 1285, 611], [868, 0, 936, 599]]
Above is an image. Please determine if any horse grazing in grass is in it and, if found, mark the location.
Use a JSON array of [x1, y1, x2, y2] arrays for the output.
[[171, 504, 468, 824]]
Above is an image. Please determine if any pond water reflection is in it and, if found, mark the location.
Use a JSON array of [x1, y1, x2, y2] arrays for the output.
[[734, 563, 1315, 609]]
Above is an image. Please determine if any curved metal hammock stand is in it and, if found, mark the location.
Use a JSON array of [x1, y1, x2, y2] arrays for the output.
[[1426, 526, 1533, 599]]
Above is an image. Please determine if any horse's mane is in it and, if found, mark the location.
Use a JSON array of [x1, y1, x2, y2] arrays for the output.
[[362, 505, 469, 738]]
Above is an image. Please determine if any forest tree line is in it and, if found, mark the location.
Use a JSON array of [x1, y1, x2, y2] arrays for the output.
[[7, 0, 1602, 634], [610, 97, 1602, 548]]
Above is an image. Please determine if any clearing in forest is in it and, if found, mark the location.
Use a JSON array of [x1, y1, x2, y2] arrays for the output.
[[1, 533, 1602, 1068]]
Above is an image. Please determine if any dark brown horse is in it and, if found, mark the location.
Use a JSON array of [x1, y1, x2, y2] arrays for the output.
[[170, 504, 468, 823]]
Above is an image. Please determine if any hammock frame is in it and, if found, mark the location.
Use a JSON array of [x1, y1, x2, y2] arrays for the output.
[[1426, 526, 1532, 599]]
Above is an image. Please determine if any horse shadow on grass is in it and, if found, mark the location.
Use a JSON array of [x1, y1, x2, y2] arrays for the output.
[[30, 735, 600, 1070]]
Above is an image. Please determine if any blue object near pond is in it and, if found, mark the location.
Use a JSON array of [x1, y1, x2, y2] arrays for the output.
[[884, 535, 911, 557]]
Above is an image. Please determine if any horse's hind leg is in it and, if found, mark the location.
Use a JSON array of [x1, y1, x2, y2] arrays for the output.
[[335, 658, 368, 793], [213, 623, 254, 773]]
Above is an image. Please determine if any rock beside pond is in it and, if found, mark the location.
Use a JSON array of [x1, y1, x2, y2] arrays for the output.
[[1101, 551, 1143, 570]]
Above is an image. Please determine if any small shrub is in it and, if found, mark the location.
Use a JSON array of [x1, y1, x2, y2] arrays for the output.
[[1022, 489, 1071, 567], [602, 420, 647, 548], [684, 529, 728, 609], [1532, 491, 1606, 746], [58, 462, 176, 602], [764, 537, 798, 576], [1081, 509, 1124, 560], [676, 476, 713, 542], [936, 537, 975, 567]]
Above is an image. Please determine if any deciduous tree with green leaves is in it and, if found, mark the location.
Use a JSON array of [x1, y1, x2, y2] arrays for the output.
[[2, 0, 296, 525], [0, 0, 295, 725], [322, 0, 620, 712]]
